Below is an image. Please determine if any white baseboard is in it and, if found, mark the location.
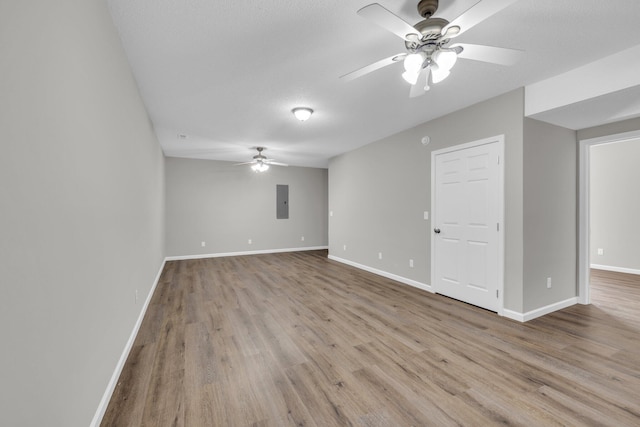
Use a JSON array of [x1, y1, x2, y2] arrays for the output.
[[166, 246, 329, 261], [590, 263, 640, 276], [327, 255, 432, 294], [92, 246, 326, 424], [90, 258, 166, 427], [503, 297, 578, 323], [502, 309, 525, 322]]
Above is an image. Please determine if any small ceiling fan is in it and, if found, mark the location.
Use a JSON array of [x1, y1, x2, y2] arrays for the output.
[[235, 147, 288, 172], [341, 0, 523, 97]]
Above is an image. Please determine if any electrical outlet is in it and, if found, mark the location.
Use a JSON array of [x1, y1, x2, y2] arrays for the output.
[[597, 248, 604, 256], [201, 241, 206, 247], [424, 211, 429, 220], [546, 277, 552, 289], [248, 239, 252, 245], [301, 236, 305, 242], [378, 252, 382, 260], [343, 244, 347, 251], [409, 259, 414, 268], [330, 211, 334, 217]]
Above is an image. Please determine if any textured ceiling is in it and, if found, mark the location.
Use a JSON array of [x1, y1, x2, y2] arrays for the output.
[[107, 0, 640, 167]]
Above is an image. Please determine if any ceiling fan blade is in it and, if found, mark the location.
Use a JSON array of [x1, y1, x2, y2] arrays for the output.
[[266, 161, 288, 167], [358, 3, 420, 41], [234, 161, 256, 166], [409, 67, 431, 98], [443, 0, 519, 39], [340, 53, 405, 82], [453, 43, 523, 66]]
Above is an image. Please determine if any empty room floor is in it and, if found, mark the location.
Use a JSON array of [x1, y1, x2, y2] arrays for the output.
[[101, 251, 640, 426]]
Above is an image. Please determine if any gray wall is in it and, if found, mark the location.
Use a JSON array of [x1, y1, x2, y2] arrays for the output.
[[0, 1, 165, 426], [590, 138, 640, 271], [577, 117, 640, 141], [329, 89, 525, 312], [523, 119, 577, 311], [165, 157, 328, 256]]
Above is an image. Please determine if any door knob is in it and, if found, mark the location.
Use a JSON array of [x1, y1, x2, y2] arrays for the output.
[[434, 228, 441, 234]]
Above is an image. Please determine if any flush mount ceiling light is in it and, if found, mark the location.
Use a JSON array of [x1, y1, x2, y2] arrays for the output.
[[292, 107, 313, 122]]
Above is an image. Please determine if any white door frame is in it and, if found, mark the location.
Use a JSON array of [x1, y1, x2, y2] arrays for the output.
[[431, 135, 505, 315], [577, 129, 640, 305]]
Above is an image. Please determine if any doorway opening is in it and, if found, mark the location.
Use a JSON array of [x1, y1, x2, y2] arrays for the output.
[[578, 130, 640, 304]]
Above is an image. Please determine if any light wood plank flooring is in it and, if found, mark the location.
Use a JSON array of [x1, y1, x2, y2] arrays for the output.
[[101, 252, 640, 426]]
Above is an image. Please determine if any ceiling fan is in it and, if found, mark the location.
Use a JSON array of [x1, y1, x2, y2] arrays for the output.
[[341, 0, 523, 97], [235, 147, 288, 172]]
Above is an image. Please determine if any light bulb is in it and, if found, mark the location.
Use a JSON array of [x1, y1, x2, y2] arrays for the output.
[[402, 52, 426, 85], [292, 107, 313, 122], [433, 49, 457, 72], [403, 52, 426, 73]]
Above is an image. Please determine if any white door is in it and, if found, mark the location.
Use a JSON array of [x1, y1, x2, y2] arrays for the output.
[[431, 137, 503, 312]]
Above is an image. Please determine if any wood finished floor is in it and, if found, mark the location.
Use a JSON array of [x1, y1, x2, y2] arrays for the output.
[[101, 252, 640, 426]]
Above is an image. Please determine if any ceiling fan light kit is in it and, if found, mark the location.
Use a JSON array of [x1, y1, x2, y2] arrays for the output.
[[251, 162, 269, 172], [342, 0, 523, 97], [292, 107, 313, 122], [433, 49, 458, 71], [402, 52, 427, 84]]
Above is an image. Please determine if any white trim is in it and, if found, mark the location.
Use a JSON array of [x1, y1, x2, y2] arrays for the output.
[[522, 297, 579, 322], [578, 129, 640, 305], [328, 255, 433, 294], [430, 135, 505, 315], [502, 309, 525, 322], [165, 246, 329, 261], [502, 297, 579, 323], [590, 264, 640, 276], [92, 246, 328, 425], [578, 138, 591, 304], [327, 254, 577, 323], [90, 258, 166, 427]]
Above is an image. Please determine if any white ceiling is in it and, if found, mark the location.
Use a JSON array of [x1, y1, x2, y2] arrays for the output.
[[107, 0, 640, 168]]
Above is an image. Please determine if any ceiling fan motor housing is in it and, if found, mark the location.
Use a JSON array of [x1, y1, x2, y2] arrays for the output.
[[405, 17, 450, 52], [414, 17, 448, 38]]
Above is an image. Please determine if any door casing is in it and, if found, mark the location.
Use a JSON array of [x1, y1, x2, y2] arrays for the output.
[[578, 129, 640, 305]]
